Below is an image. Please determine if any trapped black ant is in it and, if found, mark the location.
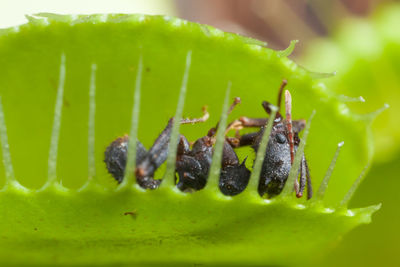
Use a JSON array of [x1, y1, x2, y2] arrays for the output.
[[227, 80, 312, 199], [104, 108, 209, 189], [175, 97, 251, 195]]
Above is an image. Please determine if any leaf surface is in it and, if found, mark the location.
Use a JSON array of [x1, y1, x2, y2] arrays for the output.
[[0, 14, 378, 266]]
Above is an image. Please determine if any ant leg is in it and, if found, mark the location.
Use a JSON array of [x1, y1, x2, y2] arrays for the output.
[[276, 79, 288, 110], [240, 132, 260, 147], [262, 101, 283, 121], [136, 104, 209, 189], [261, 80, 288, 121], [239, 117, 268, 128], [135, 118, 174, 189], [225, 116, 266, 148], [305, 158, 313, 199], [180, 106, 209, 125], [104, 135, 147, 183], [285, 90, 300, 195], [213, 97, 241, 135]]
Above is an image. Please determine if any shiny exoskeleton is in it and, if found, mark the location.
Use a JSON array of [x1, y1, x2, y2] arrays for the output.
[[175, 97, 250, 195], [229, 80, 312, 199], [104, 99, 251, 196], [104, 118, 174, 189], [105, 108, 210, 189], [175, 126, 250, 195]]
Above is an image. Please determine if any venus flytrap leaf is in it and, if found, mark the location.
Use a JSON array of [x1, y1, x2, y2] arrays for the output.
[[0, 14, 380, 266], [301, 4, 400, 161]]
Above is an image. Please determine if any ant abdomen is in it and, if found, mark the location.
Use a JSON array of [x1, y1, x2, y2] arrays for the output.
[[219, 163, 250, 196], [104, 135, 147, 183]]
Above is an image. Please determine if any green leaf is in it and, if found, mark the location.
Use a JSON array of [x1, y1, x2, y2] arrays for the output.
[[0, 14, 378, 266], [301, 4, 399, 162], [300, 4, 400, 266]]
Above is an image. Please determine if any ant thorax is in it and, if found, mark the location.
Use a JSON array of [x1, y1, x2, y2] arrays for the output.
[[191, 136, 214, 155]]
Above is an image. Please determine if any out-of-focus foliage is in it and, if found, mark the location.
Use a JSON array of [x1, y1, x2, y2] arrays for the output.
[[302, 3, 400, 162], [302, 4, 400, 267], [0, 13, 378, 266], [319, 154, 400, 267]]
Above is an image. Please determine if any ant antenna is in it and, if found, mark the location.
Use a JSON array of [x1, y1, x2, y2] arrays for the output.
[[180, 106, 209, 124], [208, 97, 241, 137], [224, 119, 243, 136], [261, 80, 286, 121], [277, 80, 288, 111], [285, 90, 301, 197]]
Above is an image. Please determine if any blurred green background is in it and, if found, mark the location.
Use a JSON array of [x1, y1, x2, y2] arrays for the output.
[[1, 0, 399, 266]]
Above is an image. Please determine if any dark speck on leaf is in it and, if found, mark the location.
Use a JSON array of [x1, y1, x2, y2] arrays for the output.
[[124, 211, 137, 219]]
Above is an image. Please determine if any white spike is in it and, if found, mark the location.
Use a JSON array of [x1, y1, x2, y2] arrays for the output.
[[0, 96, 15, 183], [88, 64, 97, 180], [314, 141, 344, 201], [277, 40, 299, 58], [339, 164, 369, 208], [161, 50, 192, 188], [205, 82, 231, 191], [338, 95, 365, 103], [47, 53, 66, 186], [120, 56, 143, 188], [359, 103, 389, 123], [245, 105, 277, 195]]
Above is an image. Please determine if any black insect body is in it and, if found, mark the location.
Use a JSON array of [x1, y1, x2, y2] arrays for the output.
[[175, 98, 251, 196], [134, 118, 174, 189], [104, 108, 209, 189], [218, 142, 251, 196], [252, 119, 304, 198], [175, 130, 213, 192], [104, 118, 174, 189], [230, 81, 312, 199], [104, 135, 147, 183]]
